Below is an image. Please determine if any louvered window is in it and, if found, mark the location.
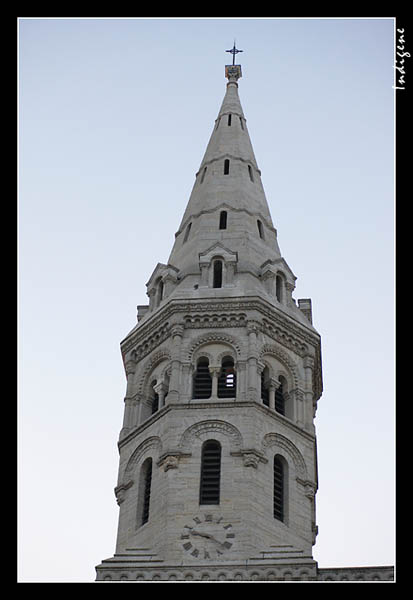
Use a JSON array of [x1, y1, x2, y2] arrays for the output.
[[193, 358, 212, 399], [150, 380, 159, 414], [275, 377, 285, 415], [141, 458, 153, 525], [218, 357, 236, 398], [261, 369, 269, 406], [199, 440, 221, 505], [273, 456, 284, 522]]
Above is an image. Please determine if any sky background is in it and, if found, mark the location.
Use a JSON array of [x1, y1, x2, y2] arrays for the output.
[[18, 17, 395, 582]]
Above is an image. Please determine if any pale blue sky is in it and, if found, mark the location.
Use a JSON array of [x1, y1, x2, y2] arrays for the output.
[[18, 18, 395, 582]]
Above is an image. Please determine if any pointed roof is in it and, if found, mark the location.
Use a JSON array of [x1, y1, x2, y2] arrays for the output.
[[168, 62, 280, 275]]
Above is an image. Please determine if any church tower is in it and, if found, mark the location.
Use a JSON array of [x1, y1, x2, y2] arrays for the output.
[[96, 49, 323, 582]]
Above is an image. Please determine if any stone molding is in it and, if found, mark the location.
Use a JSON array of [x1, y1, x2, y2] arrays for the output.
[[179, 419, 243, 453]]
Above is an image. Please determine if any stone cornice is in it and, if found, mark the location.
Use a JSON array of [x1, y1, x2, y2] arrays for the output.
[[121, 296, 321, 360], [118, 400, 316, 451]]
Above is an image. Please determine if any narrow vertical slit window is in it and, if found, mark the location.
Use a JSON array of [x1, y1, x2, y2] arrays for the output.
[[273, 456, 284, 522], [183, 222, 192, 243], [248, 164, 254, 182], [239, 116, 244, 130], [224, 159, 230, 175], [200, 166, 207, 184], [257, 219, 264, 239], [275, 274, 283, 302], [213, 260, 223, 288], [199, 440, 221, 505], [227, 113, 232, 126], [140, 458, 153, 525], [219, 210, 227, 230]]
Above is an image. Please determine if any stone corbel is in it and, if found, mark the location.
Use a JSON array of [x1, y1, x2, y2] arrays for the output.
[[114, 479, 134, 505], [157, 452, 191, 472], [296, 478, 317, 499], [232, 449, 268, 469]]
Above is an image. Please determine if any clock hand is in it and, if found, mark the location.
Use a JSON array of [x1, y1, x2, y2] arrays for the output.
[[189, 529, 227, 548], [189, 529, 213, 540]]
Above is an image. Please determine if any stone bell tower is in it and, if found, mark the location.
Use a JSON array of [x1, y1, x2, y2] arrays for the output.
[[95, 49, 323, 582]]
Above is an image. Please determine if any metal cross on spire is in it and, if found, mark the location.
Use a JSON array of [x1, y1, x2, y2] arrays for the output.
[[226, 41, 243, 65]]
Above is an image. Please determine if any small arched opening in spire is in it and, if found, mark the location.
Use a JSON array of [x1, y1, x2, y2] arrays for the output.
[[257, 219, 265, 239], [183, 222, 192, 243], [227, 114, 232, 126], [219, 210, 227, 230], [248, 164, 254, 183], [276, 274, 283, 303], [224, 159, 230, 175], [200, 166, 207, 184]]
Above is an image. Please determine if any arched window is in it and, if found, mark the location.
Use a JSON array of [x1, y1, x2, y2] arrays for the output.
[[275, 376, 286, 416], [199, 440, 221, 505], [261, 367, 270, 406], [219, 210, 227, 230], [275, 274, 283, 303], [218, 357, 236, 398], [224, 159, 230, 175], [150, 379, 159, 414], [156, 279, 164, 307], [139, 457, 153, 526], [257, 219, 264, 239], [273, 455, 285, 522], [183, 222, 192, 243], [213, 260, 223, 288], [193, 358, 212, 399]]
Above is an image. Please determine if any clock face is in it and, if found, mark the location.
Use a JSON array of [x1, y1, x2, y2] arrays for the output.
[[181, 514, 235, 560]]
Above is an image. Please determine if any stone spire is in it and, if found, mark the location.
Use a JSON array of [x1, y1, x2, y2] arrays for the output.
[[159, 55, 310, 328]]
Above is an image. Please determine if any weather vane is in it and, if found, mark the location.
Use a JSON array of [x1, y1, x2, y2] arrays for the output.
[[226, 41, 243, 65]]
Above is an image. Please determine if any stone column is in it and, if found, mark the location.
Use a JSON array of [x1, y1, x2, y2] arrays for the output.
[[303, 355, 315, 431], [168, 325, 184, 402], [199, 263, 209, 287], [236, 360, 247, 401], [147, 288, 156, 312], [285, 281, 295, 307], [268, 377, 281, 411], [209, 366, 221, 398], [225, 260, 236, 286], [154, 382, 166, 409], [121, 358, 137, 430], [247, 321, 260, 402], [262, 271, 276, 297], [181, 363, 194, 403]]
